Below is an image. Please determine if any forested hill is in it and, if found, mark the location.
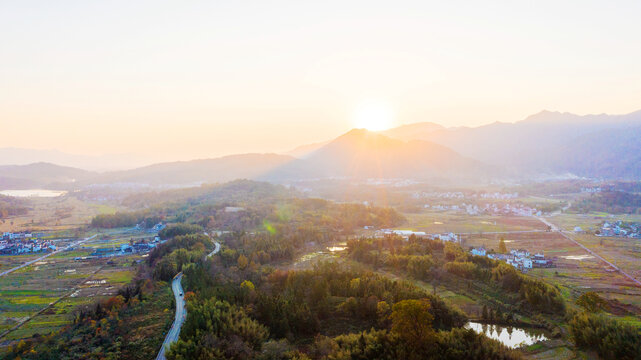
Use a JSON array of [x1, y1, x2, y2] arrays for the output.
[[120, 179, 296, 208]]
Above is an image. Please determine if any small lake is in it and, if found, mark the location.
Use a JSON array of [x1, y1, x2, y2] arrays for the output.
[[0, 189, 67, 198], [465, 322, 547, 348]]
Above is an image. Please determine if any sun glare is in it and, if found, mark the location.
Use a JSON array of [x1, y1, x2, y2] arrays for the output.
[[352, 100, 395, 131]]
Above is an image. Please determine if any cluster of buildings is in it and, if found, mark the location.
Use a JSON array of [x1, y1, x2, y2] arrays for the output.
[[581, 186, 602, 193], [479, 192, 520, 200], [470, 247, 554, 272], [412, 191, 519, 200], [479, 203, 541, 217], [424, 202, 541, 217], [376, 229, 460, 243], [134, 222, 166, 233], [596, 221, 641, 238], [2, 231, 35, 241], [88, 238, 160, 258], [0, 234, 56, 255]]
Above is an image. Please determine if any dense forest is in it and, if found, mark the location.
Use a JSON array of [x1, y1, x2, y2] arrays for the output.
[[90, 211, 163, 229], [573, 190, 641, 214]]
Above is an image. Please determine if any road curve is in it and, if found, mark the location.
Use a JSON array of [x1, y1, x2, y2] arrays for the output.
[[156, 239, 220, 360], [0, 234, 98, 278]]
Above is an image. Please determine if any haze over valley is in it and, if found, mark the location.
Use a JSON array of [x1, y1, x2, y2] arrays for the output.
[[2, 1, 641, 360]]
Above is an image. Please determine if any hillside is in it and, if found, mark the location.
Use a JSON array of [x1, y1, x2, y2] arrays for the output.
[[0, 162, 94, 189], [91, 153, 296, 186], [264, 129, 488, 181], [381, 109, 641, 179], [531, 126, 641, 179], [0, 148, 152, 171], [380, 121, 444, 140]]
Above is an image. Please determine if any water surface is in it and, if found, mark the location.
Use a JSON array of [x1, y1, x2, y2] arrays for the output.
[[465, 322, 547, 348], [0, 189, 67, 198]]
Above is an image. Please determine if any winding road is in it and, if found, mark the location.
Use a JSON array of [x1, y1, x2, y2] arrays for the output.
[[0, 234, 98, 278], [155, 238, 220, 360]]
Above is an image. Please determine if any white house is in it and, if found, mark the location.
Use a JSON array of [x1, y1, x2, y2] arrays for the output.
[[471, 247, 486, 256], [510, 249, 530, 258]]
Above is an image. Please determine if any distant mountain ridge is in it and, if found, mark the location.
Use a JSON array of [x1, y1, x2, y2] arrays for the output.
[[3, 108, 641, 189], [379, 109, 641, 179], [263, 129, 488, 181], [0, 148, 154, 171], [0, 162, 94, 189], [89, 153, 296, 186]]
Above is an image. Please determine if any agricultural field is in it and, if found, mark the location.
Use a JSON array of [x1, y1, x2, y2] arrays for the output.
[[0, 232, 145, 342], [463, 219, 641, 325], [0, 195, 120, 233], [403, 211, 547, 234]]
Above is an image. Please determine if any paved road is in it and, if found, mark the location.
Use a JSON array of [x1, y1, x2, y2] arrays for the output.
[[535, 215, 641, 287], [156, 238, 220, 360], [155, 273, 186, 360], [207, 241, 221, 258], [0, 234, 98, 278]]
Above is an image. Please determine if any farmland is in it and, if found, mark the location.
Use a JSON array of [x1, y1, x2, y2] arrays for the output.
[[0, 195, 119, 234], [461, 214, 641, 325], [0, 230, 149, 342], [403, 211, 547, 234]]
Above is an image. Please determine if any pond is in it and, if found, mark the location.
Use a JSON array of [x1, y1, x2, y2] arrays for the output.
[[0, 189, 67, 198], [327, 242, 347, 252], [465, 322, 547, 348]]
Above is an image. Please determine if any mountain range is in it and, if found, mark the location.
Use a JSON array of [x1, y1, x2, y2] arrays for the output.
[[1, 108, 641, 189], [379, 110, 641, 178], [0, 148, 154, 172]]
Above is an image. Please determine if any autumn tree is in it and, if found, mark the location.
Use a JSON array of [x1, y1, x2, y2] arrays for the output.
[[237, 254, 249, 270], [576, 291, 608, 313], [390, 299, 436, 357], [499, 237, 507, 253]]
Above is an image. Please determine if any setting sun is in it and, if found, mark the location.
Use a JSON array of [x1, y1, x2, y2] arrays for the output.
[[352, 100, 396, 131]]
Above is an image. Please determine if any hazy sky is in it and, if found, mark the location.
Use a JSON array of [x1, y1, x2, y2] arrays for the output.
[[2, 0, 640, 161]]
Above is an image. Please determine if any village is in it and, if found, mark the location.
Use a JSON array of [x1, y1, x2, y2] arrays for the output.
[[86, 239, 160, 259], [0, 232, 56, 255], [373, 228, 555, 273], [595, 220, 641, 238], [376, 228, 460, 242], [423, 202, 542, 217], [470, 247, 555, 272]]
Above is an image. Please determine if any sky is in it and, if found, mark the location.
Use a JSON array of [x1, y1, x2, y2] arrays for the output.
[[1, 0, 640, 162]]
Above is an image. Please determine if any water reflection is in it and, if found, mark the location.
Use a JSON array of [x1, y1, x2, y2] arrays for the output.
[[327, 242, 347, 252], [0, 189, 67, 197], [465, 322, 547, 348]]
